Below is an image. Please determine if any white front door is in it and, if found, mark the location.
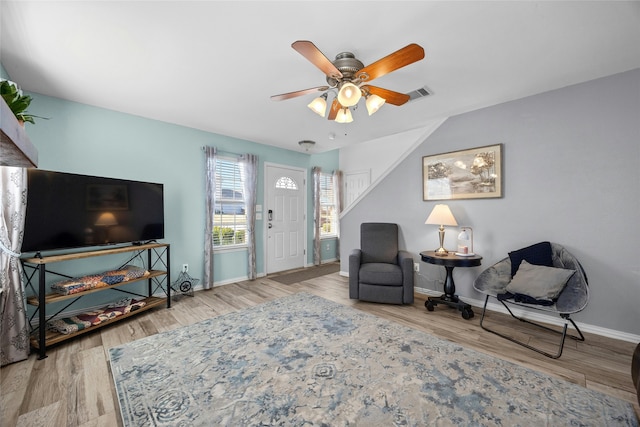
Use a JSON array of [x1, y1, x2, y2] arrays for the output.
[[265, 164, 306, 274]]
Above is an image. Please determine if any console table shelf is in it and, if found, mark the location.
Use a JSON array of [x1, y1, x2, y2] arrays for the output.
[[22, 243, 171, 359], [30, 296, 166, 349], [26, 270, 168, 306]]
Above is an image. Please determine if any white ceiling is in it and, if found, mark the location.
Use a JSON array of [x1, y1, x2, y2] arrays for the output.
[[2, 1, 639, 153]]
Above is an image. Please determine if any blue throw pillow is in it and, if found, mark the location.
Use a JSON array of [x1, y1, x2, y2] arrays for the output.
[[508, 241, 553, 277]]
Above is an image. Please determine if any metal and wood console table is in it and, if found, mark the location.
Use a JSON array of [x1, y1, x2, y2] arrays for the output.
[[22, 243, 170, 359], [420, 251, 482, 320]]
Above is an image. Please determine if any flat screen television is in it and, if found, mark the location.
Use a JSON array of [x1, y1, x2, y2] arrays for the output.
[[22, 169, 164, 253]]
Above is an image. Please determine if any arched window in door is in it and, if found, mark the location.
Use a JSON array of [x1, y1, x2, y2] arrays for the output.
[[275, 176, 298, 190]]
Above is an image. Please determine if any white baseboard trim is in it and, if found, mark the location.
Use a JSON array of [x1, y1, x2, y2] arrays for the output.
[[415, 287, 640, 343], [202, 272, 267, 290]]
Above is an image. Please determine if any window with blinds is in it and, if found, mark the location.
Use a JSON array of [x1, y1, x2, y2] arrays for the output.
[[213, 156, 247, 247], [319, 173, 337, 237]]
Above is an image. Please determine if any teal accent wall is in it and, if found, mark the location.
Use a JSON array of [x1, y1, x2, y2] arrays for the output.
[[15, 90, 339, 292], [320, 238, 338, 261]]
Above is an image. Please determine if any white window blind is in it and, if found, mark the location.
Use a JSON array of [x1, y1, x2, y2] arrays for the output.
[[319, 173, 336, 237], [213, 157, 247, 246]]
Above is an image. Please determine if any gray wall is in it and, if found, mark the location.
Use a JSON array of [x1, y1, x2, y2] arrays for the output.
[[341, 69, 640, 337]]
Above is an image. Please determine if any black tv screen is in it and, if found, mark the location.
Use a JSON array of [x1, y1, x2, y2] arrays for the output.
[[22, 169, 164, 253]]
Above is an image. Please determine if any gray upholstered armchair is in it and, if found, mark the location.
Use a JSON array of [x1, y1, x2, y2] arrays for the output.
[[349, 223, 414, 304]]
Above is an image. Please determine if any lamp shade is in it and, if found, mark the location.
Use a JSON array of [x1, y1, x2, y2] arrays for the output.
[[337, 82, 362, 107], [307, 94, 327, 117], [425, 204, 457, 256], [366, 94, 386, 115], [334, 108, 353, 123], [425, 204, 458, 226]]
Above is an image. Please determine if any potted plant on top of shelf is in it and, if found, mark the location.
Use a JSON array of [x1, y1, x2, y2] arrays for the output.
[[0, 79, 47, 125]]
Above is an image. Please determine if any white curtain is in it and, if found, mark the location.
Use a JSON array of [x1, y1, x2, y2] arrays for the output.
[[0, 167, 29, 366], [332, 170, 343, 261], [240, 154, 258, 280], [312, 166, 322, 266], [203, 146, 217, 289]]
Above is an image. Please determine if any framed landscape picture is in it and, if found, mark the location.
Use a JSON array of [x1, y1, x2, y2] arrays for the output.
[[422, 144, 503, 201]]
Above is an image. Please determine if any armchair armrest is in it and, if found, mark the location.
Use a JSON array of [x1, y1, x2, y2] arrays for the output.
[[398, 250, 414, 303], [349, 249, 362, 299], [397, 250, 414, 278]]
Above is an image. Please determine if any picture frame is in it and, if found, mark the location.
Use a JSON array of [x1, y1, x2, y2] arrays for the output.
[[86, 184, 129, 210], [422, 144, 502, 201]]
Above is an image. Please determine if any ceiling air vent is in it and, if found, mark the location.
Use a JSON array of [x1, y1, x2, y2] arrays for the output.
[[407, 86, 432, 102]]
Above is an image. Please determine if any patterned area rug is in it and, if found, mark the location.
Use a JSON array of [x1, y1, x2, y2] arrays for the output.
[[109, 293, 637, 426]]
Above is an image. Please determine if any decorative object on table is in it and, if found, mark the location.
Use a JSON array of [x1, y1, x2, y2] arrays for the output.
[[108, 292, 636, 426], [473, 242, 589, 359], [422, 144, 502, 201], [425, 204, 457, 256], [171, 271, 197, 298], [455, 226, 474, 256], [0, 79, 47, 124]]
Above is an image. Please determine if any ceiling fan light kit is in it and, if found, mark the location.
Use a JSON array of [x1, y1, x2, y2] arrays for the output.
[[335, 108, 353, 124], [271, 40, 425, 124], [366, 93, 386, 115], [307, 93, 328, 117], [337, 82, 362, 107]]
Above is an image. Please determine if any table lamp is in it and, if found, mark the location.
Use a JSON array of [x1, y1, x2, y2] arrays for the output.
[[425, 204, 458, 256]]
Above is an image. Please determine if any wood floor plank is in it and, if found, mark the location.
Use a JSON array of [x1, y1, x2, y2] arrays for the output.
[[2, 268, 638, 426]]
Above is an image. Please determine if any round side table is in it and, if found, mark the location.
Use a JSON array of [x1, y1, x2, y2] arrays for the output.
[[420, 251, 482, 320]]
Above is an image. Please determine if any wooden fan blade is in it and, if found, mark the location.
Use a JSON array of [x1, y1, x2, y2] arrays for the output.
[[356, 43, 425, 82], [363, 86, 410, 106], [327, 99, 341, 120], [292, 40, 343, 80], [270, 86, 329, 101]]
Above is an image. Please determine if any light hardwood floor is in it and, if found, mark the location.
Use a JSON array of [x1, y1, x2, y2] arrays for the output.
[[2, 268, 639, 426]]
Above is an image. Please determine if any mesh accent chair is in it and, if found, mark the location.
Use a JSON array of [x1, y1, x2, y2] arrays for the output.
[[349, 223, 414, 305], [473, 242, 589, 359]]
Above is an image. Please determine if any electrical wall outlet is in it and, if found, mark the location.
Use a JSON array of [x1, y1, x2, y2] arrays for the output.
[[414, 262, 420, 272], [182, 264, 188, 273]]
